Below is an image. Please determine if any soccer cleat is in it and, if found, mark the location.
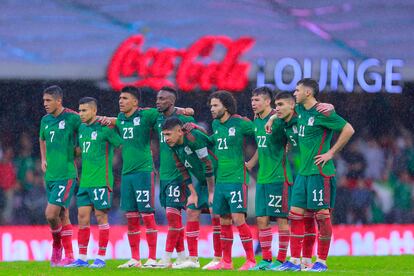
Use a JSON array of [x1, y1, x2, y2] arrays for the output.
[[308, 261, 328, 272], [64, 259, 89, 268], [56, 257, 75, 267], [277, 260, 301, 271], [172, 257, 200, 269], [202, 257, 221, 270], [142, 258, 158, 268], [239, 260, 256, 271], [171, 256, 187, 268], [152, 258, 172, 269], [301, 262, 314, 271], [50, 246, 63, 267], [89, 259, 106, 268], [269, 260, 283, 270], [117, 259, 142, 268], [207, 260, 233, 270], [249, 260, 271, 271]]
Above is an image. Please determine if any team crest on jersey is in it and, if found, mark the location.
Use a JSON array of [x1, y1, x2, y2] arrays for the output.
[[133, 117, 141, 126], [228, 127, 236, 136], [308, 117, 314, 126], [292, 125, 298, 134], [59, 120, 65, 129], [91, 131, 98, 140], [184, 146, 193, 155]]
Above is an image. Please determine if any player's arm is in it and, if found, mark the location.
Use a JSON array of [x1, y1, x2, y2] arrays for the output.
[[245, 150, 258, 171], [97, 116, 117, 126], [176, 107, 194, 116], [314, 112, 355, 166], [195, 145, 215, 205], [105, 126, 123, 148], [74, 147, 82, 157], [265, 114, 278, 133], [39, 138, 47, 172], [172, 153, 198, 207]]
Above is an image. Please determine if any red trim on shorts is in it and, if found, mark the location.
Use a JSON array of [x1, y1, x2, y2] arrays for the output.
[[63, 179, 73, 202], [243, 166, 247, 208], [151, 172, 155, 208], [281, 144, 291, 213], [105, 142, 112, 192]]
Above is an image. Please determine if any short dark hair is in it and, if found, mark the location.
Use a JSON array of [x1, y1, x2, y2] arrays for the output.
[[43, 85, 63, 99], [252, 86, 273, 101], [160, 86, 178, 100], [297, 78, 319, 97], [162, 117, 183, 131], [275, 91, 295, 101], [79, 97, 97, 108], [121, 86, 141, 101], [208, 90, 237, 115]]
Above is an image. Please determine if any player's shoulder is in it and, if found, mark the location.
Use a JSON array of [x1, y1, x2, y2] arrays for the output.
[[231, 114, 251, 122], [62, 108, 79, 117], [314, 103, 335, 117], [140, 107, 157, 114]]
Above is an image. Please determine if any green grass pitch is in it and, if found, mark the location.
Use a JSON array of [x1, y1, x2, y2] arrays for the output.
[[0, 256, 413, 275]]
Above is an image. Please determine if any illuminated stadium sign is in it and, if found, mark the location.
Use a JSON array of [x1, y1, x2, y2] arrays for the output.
[[107, 35, 405, 93], [107, 35, 255, 92], [257, 57, 404, 93]]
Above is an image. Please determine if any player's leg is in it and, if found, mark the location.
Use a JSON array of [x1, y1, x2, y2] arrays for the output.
[[227, 183, 255, 271], [202, 211, 222, 269], [141, 172, 158, 267], [250, 184, 272, 271], [302, 210, 316, 270], [308, 175, 336, 272], [277, 176, 307, 271], [45, 179, 75, 267], [207, 186, 233, 270], [57, 178, 77, 266], [118, 174, 142, 268], [65, 205, 92, 267], [89, 187, 113, 268]]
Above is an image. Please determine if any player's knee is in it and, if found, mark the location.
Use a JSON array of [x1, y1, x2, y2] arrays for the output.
[[231, 214, 246, 226], [315, 209, 330, 221], [256, 216, 269, 229], [186, 209, 200, 221]]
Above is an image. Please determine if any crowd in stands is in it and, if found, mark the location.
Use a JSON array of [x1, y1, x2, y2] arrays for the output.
[[0, 125, 413, 226]]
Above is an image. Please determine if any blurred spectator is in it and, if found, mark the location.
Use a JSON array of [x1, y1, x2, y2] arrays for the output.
[[333, 176, 351, 224], [349, 178, 374, 224], [0, 147, 17, 224], [389, 171, 414, 223], [14, 132, 35, 190], [342, 141, 366, 179], [23, 170, 47, 224], [360, 137, 385, 180]]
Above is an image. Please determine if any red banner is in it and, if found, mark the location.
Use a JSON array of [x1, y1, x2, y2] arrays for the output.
[[107, 35, 255, 92], [0, 224, 413, 261]]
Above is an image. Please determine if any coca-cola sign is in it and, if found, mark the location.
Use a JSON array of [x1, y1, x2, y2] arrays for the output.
[[107, 35, 255, 92]]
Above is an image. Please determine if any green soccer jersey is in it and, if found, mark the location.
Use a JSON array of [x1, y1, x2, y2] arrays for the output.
[[295, 104, 347, 176], [155, 110, 195, 181], [171, 127, 217, 184], [78, 121, 123, 188], [282, 115, 299, 152], [211, 115, 255, 184], [39, 108, 81, 181], [254, 111, 292, 184], [116, 108, 158, 175]]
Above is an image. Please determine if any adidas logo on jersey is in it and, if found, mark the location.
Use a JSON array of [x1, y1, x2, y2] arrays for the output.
[[56, 198, 62, 203], [102, 201, 108, 206], [275, 209, 280, 213], [174, 198, 179, 202], [237, 204, 243, 208], [45, 125, 49, 129], [145, 203, 151, 208], [318, 202, 324, 206]]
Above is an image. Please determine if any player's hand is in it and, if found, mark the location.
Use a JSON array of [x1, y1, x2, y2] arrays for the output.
[[265, 120, 273, 134], [314, 150, 334, 167], [41, 160, 47, 172], [187, 193, 198, 208], [98, 116, 112, 126], [316, 103, 334, 114], [245, 161, 254, 171], [208, 192, 214, 205]]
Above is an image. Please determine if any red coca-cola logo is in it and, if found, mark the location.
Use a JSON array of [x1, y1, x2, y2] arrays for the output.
[[107, 35, 255, 92]]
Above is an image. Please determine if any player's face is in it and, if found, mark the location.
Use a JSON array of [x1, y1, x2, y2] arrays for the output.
[[251, 94, 270, 114], [210, 98, 226, 119], [156, 91, 175, 112], [43, 94, 61, 114], [162, 125, 183, 147], [79, 103, 96, 123], [275, 98, 295, 119], [119, 92, 138, 113], [294, 84, 310, 104]]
